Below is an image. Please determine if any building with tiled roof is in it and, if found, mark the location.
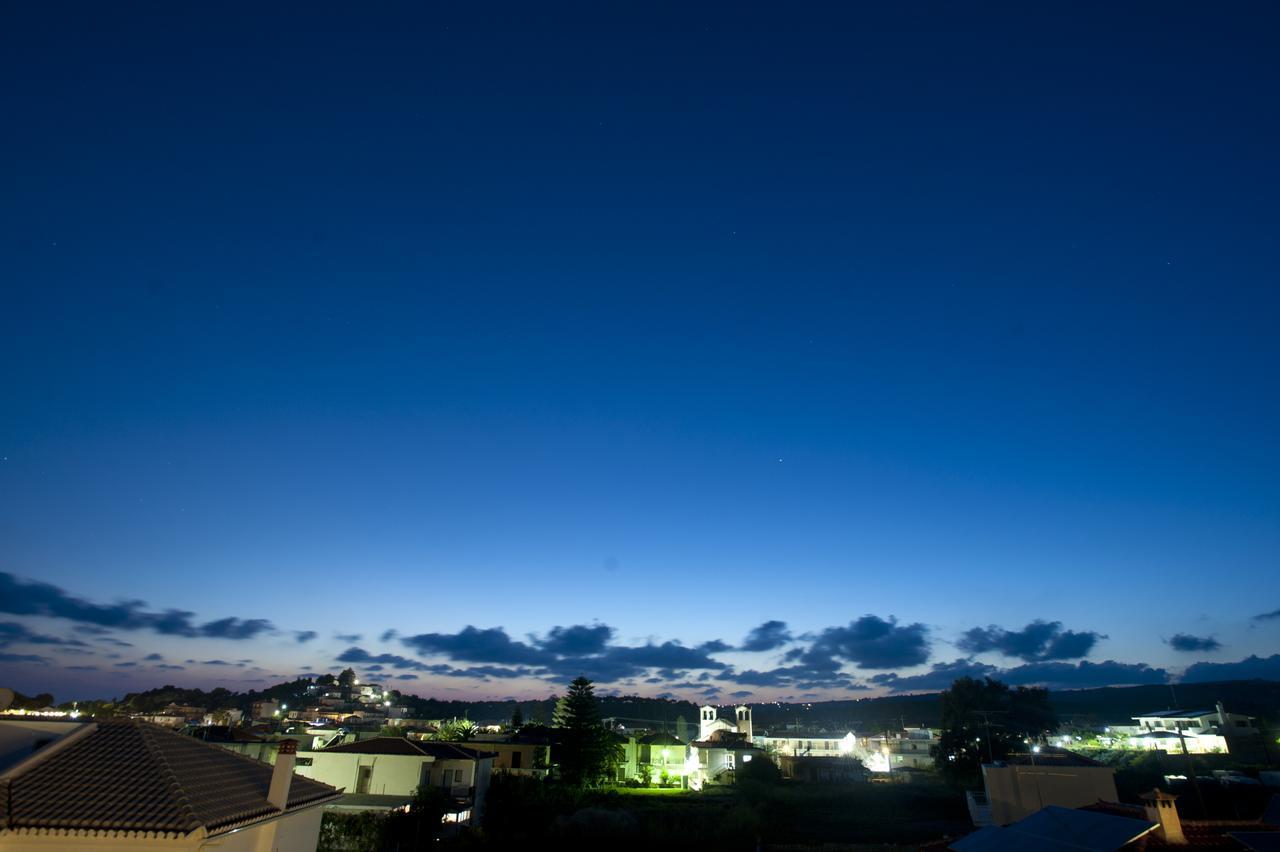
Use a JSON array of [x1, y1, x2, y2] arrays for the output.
[[0, 718, 340, 850], [291, 736, 495, 824]]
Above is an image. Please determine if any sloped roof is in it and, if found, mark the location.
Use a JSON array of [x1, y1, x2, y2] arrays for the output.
[[0, 720, 340, 836], [322, 737, 494, 760], [949, 806, 1157, 852], [690, 730, 754, 749], [999, 746, 1104, 767]]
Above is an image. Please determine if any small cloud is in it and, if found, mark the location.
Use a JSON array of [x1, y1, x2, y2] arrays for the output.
[[532, 624, 615, 656], [144, 653, 164, 661], [1252, 608, 1280, 621], [740, 620, 792, 652], [114, 661, 138, 668], [958, 620, 1103, 661], [295, 630, 318, 643], [380, 629, 398, 642], [0, 621, 89, 648], [1167, 634, 1221, 653], [0, 652, 49, 663]]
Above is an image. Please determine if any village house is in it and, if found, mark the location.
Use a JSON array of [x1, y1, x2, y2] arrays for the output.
[[0, 719, 340, 851], [968, 747, 1119, 827], [685, 705, 767, 790], [296, 737, 495, 823]]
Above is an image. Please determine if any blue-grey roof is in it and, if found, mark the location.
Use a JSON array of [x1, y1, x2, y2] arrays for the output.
[[949, 806, 1156, 852]]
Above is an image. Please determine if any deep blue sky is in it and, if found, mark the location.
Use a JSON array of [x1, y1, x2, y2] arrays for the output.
[[2, 3, 1278, 703]]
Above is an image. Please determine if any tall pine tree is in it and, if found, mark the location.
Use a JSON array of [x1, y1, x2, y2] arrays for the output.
[[553, 676, 620, 786]]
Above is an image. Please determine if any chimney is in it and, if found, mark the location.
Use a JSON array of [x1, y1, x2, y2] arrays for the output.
[[1141, 789, 1186, 845], [268, 739, 298, 810]]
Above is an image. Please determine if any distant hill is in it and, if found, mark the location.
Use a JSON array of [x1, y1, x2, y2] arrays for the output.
[[59, 678, 1280, 732]]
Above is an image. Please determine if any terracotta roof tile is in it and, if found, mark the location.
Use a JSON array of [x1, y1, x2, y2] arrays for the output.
[[0, 720, 340, 836]]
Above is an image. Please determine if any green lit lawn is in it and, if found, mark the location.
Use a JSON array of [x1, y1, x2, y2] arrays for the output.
[[610, 786, 691, 796]]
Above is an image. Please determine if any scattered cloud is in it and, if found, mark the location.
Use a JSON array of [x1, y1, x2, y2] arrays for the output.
[[143, 653, 164, 661], [295, 630, 318, 643], [800, 615, 929, 670], [1181, 654, 1280, 683], [1252, 609, 1280, 621], [0, 621, 88, 648], [200, 618, 273, 640], [872, 657, 1169, 693], [533, 624, 614, 656], [0, 652, 48, 664], [335, 646, 539, 680], [403, 626, 546, 665], [0, 572, 275, 640], [380, 629, 398, 642], [1167, 634, 1221, 653], [740, 620, 792, 652], [1002, 660, 1168, 689], [958, 620, 1102, 661], [334, 633, 362, 642]]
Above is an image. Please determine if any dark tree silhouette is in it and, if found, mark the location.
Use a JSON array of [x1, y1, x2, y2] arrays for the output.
[[935, 676, 1057, 783], [554, 676, 620, 786]]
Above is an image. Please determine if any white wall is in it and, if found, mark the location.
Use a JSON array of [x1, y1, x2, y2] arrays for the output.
[[294, 751, 434, 796], [0, 720, 88, 771], [982, 764, 1119, 825]]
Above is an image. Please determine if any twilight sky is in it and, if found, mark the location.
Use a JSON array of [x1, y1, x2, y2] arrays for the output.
[[2, 3, 1278, 704]]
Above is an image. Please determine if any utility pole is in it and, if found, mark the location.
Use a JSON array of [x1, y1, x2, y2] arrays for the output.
[[972, 709, 1006, 763], [1175, 721, 1208, 818]]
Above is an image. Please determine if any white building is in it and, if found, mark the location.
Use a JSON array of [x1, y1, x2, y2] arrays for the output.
[[297, 737, 495, 823], [1110, 702, 1257, 754], [686, 706, 765, 790]]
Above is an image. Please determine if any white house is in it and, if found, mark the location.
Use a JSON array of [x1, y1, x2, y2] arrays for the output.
[[296, 737, 495, 823], [685, 706, 766, 791], [1112, 702, 1257, 754]]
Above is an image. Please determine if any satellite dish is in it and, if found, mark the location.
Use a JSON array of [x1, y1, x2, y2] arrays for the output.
[[0, 687, 15, 712]]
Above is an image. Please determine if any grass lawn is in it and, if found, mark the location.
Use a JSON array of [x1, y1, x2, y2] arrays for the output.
[[612, 786, 691, 796]]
